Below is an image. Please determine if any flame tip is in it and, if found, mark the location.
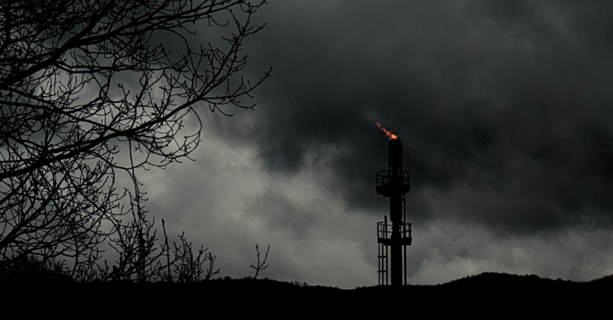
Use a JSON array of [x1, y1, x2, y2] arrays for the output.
[[376, 122, 398, 140]]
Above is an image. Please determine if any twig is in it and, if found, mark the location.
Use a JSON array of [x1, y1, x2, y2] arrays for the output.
[[250, 244, 270, 279]]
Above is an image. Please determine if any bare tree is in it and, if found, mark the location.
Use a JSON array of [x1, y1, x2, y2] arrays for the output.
[[0, 0, 270, 275], [250, 244, 269, 279], [171, 231, 220, 283]]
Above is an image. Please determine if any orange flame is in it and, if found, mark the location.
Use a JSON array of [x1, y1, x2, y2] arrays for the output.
[[376, 122, 398, 140]]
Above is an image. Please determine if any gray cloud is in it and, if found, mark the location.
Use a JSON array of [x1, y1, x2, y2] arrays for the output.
[[231, 0, 612, 227]]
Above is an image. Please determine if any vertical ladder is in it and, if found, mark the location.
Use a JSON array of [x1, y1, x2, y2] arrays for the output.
[[402, 194, 407, 286], [378, 216, 389, 286]]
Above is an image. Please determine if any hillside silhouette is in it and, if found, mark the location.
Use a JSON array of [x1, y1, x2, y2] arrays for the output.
[[3, 269, 609, 316]]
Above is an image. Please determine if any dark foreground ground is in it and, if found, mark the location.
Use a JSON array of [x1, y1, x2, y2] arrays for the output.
[[2, 272, 610, 316]]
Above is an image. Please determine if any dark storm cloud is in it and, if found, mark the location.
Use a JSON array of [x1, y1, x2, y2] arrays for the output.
[[209, 0, 613, 237]]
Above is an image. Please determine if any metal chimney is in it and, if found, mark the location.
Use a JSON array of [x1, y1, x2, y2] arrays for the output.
[[376, 136, 412, 286]]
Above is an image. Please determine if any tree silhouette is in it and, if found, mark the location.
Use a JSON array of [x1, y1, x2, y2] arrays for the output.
[[250, 244, 269, 279], [0, 0, 270, 277]]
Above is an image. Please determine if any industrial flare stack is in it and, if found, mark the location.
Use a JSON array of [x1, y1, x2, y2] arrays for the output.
[[375, 127, 412, 286]]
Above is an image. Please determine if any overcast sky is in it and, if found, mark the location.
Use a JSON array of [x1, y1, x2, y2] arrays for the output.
[[133, 0, 613, 288]]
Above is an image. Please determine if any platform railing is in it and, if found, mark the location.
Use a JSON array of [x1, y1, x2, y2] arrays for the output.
[[376, 170, 410, 187], [377, 221, 412, 242]]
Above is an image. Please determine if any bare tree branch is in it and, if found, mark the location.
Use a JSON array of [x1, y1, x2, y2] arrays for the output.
[[250, 244, 269, 279]]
